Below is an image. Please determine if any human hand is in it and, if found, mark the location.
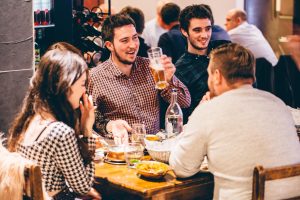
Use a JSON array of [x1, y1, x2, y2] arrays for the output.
[[86, 187, 102, 200], [107, 120, 132, 145], [80, 93, 96, 137], [161, 55, 175, 82], [200, 91, 212, 104]]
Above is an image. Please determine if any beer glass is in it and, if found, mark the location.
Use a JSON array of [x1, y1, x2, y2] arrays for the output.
[[131, 123, 146, 147], [147, 47, 168, 90], [124, 143, 144, 168]]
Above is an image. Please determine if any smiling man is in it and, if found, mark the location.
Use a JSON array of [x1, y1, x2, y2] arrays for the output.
[[174, 5, 230, 124], [88, 14, 190, 141]]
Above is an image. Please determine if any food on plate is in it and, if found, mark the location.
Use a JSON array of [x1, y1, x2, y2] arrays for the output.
[[136, 161, 170, 179], [145, 135, 161, 141]]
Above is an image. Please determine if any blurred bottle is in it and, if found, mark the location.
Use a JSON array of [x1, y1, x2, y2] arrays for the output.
[[165, 88, 183, 138], [34, 42, 41, 70], [40, 0, 52, 25], [33, 0, 42, 25]]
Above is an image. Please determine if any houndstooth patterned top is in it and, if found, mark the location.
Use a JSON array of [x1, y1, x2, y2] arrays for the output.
[[88, 56, 191, 136], [17, 122, 95, 195]]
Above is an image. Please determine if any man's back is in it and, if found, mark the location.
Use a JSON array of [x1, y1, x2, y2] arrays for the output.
[[158, 24, 186, 63], [197, 86, 300, 199], [228, 22, 278, 66], [188, 86, 300, 199]]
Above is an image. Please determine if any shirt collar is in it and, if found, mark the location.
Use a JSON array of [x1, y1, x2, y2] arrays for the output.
[[108, 57, 141, 78]]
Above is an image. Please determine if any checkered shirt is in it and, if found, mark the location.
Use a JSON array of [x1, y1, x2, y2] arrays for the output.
[[17, 122, 95, 194], [88, 56, 191, 136]]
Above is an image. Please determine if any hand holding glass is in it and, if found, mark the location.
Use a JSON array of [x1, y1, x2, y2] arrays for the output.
[[147, 47, 168, 90]]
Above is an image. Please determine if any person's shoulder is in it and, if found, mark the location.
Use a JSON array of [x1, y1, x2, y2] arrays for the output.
[[90, 60, 111, 75], [136, 56, 150, 65], [49, 122, 74, 138], [175, 52, 189, 65], [209, 40, 231, 50]]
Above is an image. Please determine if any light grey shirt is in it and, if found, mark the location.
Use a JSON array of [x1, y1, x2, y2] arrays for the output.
[[169, 85, 300, 199], [228, 22, 278, 66], [141, 18, 167, 48]]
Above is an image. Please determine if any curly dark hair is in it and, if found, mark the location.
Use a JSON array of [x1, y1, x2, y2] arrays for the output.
[[179, 4, 213, 33]]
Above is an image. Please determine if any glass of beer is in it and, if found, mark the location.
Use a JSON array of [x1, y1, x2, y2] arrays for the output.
[[147, 47, 168, 90], [131, 123, 146, 148]]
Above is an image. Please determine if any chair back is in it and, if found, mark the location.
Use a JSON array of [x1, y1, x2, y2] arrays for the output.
[[24, 165, 44, 200], [252, 164, 300, 200], [255, 58, 275, 94], [274, 55, 300, 108]]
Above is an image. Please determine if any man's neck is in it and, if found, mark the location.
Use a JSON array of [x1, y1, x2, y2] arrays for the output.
[[187, 45, 208, 56], [222, 80, 253, 93], [111, 55, 133, 76]]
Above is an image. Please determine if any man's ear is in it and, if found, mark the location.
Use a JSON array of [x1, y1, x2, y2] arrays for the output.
[[180, 28, 188, 38], [105, 41, 114, 52], [214, 69, 222, 85], [236, 17, 243, 25]]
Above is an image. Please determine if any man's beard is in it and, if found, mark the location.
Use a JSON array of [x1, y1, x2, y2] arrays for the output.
[[114, 48, 136, 65], [190, 39, 209, 51]]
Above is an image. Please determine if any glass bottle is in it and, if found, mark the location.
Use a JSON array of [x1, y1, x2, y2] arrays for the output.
[[165, 88, 183, 138], [34, 42, 40, 70]]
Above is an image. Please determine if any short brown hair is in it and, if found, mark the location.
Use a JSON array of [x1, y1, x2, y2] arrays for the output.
[[209, 43, 255, 85], [102, 13, 136, 42]]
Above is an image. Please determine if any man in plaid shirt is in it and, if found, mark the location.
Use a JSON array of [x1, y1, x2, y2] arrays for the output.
[[88, 14, 191, 143]]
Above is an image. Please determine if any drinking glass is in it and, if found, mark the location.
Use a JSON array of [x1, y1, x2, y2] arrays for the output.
[[147, 47, 168, 90], [131, 123, 146, 147], [124, 143, 144, 168]]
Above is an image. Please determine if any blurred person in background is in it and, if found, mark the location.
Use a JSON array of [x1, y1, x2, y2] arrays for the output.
[[158, 2, 186, 64], [8, 48, 101, 200], [201, 4, 231, 41], [170, 43, 300, 200], [141, 0, 171, 47], [225, 9, 278, 66]]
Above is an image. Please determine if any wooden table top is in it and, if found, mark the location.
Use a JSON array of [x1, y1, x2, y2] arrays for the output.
[[94, 162, 214, 199]]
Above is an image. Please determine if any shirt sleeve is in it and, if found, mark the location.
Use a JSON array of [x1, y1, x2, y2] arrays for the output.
[[87, 72, 112, 139], [160, 75, 191, 108], [169, 108, 207, 178], [54, 129, 95, 194], [93, 109, 112, 139]]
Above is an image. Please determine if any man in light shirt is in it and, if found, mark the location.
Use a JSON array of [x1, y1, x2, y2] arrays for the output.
[[169, 43, 300, 199], [141, 0, 170, 47], [225, 9, 278, 66]]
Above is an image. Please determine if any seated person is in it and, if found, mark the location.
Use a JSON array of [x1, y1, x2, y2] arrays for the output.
[[170, 43, 300, 199], [8, 47, 101, 199], [225, 9, 278, 66], [88, 14, 191, 143]]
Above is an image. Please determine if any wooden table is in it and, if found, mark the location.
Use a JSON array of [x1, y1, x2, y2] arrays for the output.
[[94, 162, 214, 200]]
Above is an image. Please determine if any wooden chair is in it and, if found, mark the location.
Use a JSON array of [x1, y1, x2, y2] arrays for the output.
[[252, 164, 300, 200], [24, 165, 44, 200]]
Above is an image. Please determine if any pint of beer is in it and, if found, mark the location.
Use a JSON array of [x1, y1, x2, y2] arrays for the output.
[[147, 47, 168, 90]]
